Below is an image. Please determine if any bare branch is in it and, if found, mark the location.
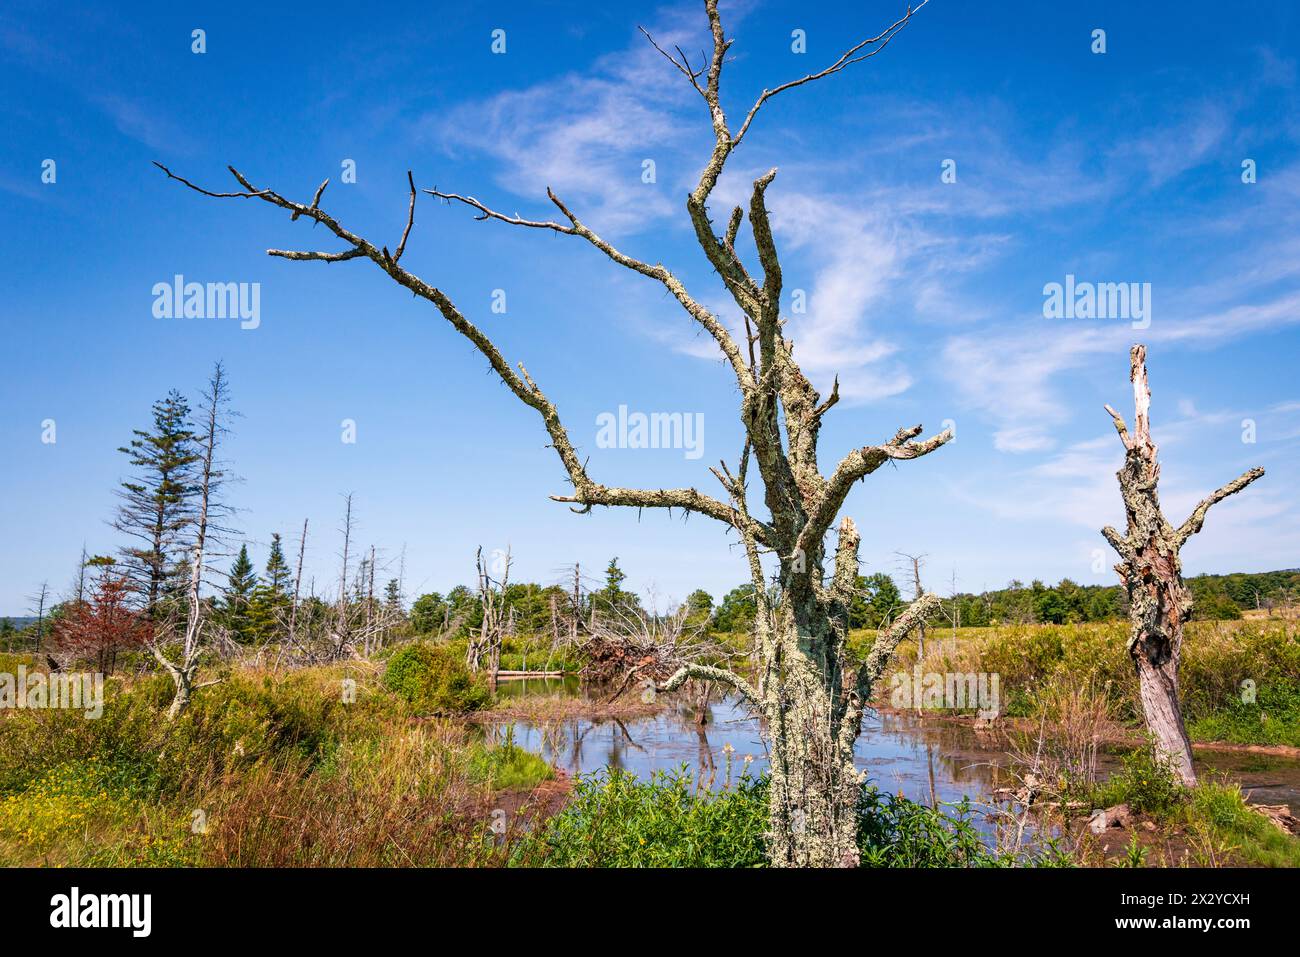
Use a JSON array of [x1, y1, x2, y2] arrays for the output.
[[723, 205, 744, 252], [860, 591, 941, 692], [393, 170, 417, 264], [747, 168, 782, 325], [813, 376, 841, 421], [658, 663, 760, 707], [1101, 525, 1128, 558], [1103, 403, 1132, 449], [1177, 467, 1265, 546], [733, 1, 929, 147], [153, 161, 270, 199], [638, 26, 706, 97], [427, 183, 755, 390], [157, 163, 766, 545], [268, 247, 364, 262], [550, 484, 774, 547], [425, 187, 575, 233], [798, 424, 953, 554], [290, 178, 329, 221]]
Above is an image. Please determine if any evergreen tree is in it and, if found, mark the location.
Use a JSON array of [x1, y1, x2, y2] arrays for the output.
[[410, 592, 446, 634], [248, 534, 292, 643], [114, 391, 199, 615], [848, 573, 902, 629], [383, 578, 402, 612], [711, 584, 758, 634], [222, 544, 257, 642], [591, 557, 640, 617], [264, 533, 292, 592]]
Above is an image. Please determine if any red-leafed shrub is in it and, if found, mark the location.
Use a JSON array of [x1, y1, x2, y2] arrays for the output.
[[53, 573, 149, 674]]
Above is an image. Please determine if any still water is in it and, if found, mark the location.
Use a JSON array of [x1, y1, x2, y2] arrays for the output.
[[488, 678, 1300, 813]]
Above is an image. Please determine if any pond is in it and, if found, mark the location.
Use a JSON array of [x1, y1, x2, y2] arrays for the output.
[[486, 679, 1300, 815]]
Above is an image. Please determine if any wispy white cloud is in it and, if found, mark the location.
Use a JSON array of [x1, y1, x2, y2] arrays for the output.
[[419, 7, 718, 235]]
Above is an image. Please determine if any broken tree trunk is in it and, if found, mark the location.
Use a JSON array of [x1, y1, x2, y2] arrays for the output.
[[1101, 345, 1264, 787]]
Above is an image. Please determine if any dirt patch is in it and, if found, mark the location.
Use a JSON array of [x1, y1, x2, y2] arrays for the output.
[[493, 768, 575, 820]]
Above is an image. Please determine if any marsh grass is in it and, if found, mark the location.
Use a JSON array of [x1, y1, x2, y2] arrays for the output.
[[1185, 780, 1300, 868], [468, 729, 553, 791], [0, 662, 549, 867], [868, 619, 1299, 746]]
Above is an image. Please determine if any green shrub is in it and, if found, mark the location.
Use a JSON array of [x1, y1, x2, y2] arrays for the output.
[[856, 788, 1010, 867], [515, 767, 1050, 868], [1186, 680, 1300, 748], [514, 767, 768, 867], [383, 642, 491, 714], [0, 666, 403, 802], [1091, 747, 1186, 819]]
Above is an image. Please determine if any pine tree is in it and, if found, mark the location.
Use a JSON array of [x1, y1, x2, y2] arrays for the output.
[[114, 391, 199, 615], [848, 573, 902, 629], [604, 557, 626, 595], [248, 534, 293, 644], [222, 544, 257, 643], [592, 557, 638, 618], [383, 578, 402, 612]]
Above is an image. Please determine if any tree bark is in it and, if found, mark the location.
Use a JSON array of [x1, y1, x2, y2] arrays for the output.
[[1102, 345, 1263, 788]]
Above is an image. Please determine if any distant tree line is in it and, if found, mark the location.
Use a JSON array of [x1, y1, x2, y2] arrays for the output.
[[5, 376, 1296, 676]]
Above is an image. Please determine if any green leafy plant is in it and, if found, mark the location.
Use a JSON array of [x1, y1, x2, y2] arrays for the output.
[[1091, 746, 1186, 819], [383, 642, 491, 714]]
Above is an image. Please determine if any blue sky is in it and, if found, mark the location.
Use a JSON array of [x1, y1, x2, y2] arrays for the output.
[[2, 0, 1298, 612]]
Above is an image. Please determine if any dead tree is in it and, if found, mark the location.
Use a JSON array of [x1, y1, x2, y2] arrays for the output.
[[897, 551, 927, 659], [582, 601, 735, 707], [1101, 345, 1264, 787], [26, 581, 49, 654], [329, 494, 362, 659], [288, 518, 308, 647], [158, 0, 942, 867], [152, 363, 234, 718], [468, 546, 510, 674]]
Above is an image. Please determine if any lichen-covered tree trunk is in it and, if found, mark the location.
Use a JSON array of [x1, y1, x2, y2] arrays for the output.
[[761, 594, 861, 866], [753, 521, 938, 867], [1102, 345, 1263, 788]]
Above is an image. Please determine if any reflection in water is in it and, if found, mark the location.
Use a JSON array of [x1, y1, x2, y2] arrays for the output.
[[488, 694, 1008, 809], [486, 689, 1300, 815], [492, 676, 583, 700]]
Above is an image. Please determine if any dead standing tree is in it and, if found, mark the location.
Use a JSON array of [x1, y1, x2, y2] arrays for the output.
[[896, 551, 927, 659], [152, 363, 234, 718], [1101, 345, 1263, 787], [468, 546, 511, 675], [158, 0, 945, 867]]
